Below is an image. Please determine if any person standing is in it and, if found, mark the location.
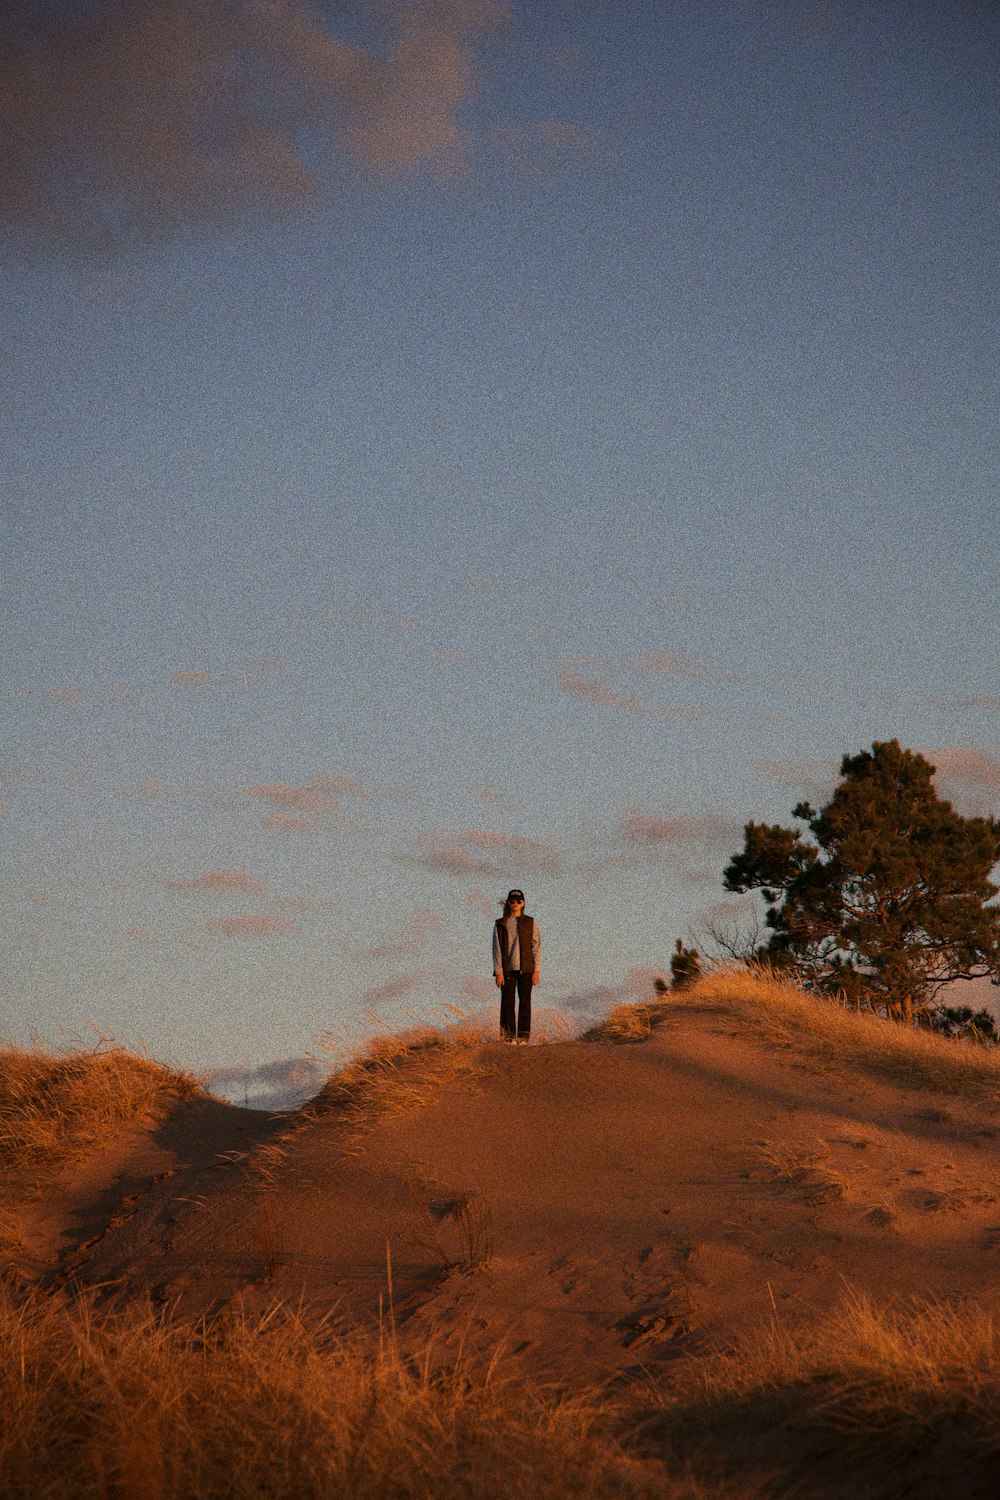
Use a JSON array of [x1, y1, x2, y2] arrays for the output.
[[493, 889, 540, 1043]]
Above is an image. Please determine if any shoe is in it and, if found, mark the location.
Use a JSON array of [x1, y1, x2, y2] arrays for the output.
[[516, 1036, 530, 1045]]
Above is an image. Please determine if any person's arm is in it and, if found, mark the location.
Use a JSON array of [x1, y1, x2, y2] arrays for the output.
[[531, 921, 540, 981], [492, 922, 503, 984]]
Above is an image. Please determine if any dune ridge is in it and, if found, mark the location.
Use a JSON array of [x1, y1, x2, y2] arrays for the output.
[[4, 970, 1000, 1497]]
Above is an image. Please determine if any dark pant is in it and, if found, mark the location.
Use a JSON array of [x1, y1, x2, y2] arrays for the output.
[[500, 971, 532, 1039]]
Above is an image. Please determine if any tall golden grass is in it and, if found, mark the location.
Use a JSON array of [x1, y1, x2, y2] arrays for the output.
[[594, 966, 1000, 1099], [0, 1038, 199, 1172], [641, 1291, 1000, 1490], [0, 1285, 668, 1500]]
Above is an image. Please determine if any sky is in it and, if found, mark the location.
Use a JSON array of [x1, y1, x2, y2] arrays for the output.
[[2, 0, 1000, 1107]]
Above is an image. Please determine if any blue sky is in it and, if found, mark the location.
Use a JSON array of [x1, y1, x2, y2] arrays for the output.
[[2, 0, 999, 1102]]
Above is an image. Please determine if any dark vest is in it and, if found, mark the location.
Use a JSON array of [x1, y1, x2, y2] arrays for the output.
[[495, 915, 535, 977]]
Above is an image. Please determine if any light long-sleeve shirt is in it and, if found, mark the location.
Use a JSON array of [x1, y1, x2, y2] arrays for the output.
[[493, 915, 541, 977]]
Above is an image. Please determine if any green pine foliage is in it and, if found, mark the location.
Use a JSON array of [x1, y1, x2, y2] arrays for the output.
[[723, 740, 1000, 1018]]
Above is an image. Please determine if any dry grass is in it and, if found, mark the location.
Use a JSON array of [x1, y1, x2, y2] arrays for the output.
[[0, 1038, 200, 1173], [0, 1283, 678, 1500], [642, 1291, 1000, 1488], [309, 1008, 498, 1138], [605, 967, 1000, 1101]]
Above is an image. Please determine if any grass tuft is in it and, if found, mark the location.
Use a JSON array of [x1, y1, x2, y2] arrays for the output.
[[592, 965, 1000, 1099], [0, 1284, 668, 1500], [0, 1038, 201, 1173]]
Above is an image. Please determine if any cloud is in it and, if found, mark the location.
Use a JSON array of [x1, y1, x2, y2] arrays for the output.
[[49, 686, 84, 702], [409, 827, 562, 878], [366, 908, 441, 959], [496, 118, 596, 172], [161, 867, 269, 898], [318, 607, 420, 633], [276, 895, 339, 914], [554, 663, 707, 718], [206, 1055, 326, 1111], [555, 665, 651, 716], [170, 659, 286, 688], [632, 650, 734, 682], [29, 890, 54, 903], [125, 922, 154, 942], [361, 972, 422, 1006], [205, 913, 299, 937], [560, 966, 665, 1024], [244, 769, 373, 830], [476, 786, 511, 810], [756, 757, 838, 800], [932, 695, 1000, 712], [141, 776, 166, 798], [0, 804, 7, 819], [925, 746, 1000, 817], [0, 0, 509, 254], [465, 888, 497, 918], [621, 812, 743, 845]]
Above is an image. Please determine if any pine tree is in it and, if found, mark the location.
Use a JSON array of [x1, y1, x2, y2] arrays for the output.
[[723, 740, 1000, 1018]]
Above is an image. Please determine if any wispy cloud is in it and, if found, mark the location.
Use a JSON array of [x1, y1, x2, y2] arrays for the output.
[[361, 972, 423, 1006], [409, 828, 562, 878], [318, 607, 419, 634], [931, 695, 1000, 712], [206, 1055, 326, 1111], [633, 650, 735, 682], [554, 663, 706, 718], [621, 811, 743, 845], [1, 0, 510, 254], [756, 757, 838, 800], [476, 786, 511, 810], [496, 118, 597, 173], [365, 908, 441, 960], [243, 770, 373, 830], [205, 913, 299, 938], [925, 745, 1000, 817], [555, 664, 652, 716], [465, 889, 497, 918], [170, 659, 285, 689], [161, 867, 269, 898]]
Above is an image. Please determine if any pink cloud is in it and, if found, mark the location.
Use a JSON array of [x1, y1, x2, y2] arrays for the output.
[[496, 118, 596, 173], [621, 812, 743, 845], [170, 670, 214, 687], [276, 895, 338, 914], [245, 770, 373, 829], [0, 804, 7, 819], [925, 746, 1000, 817], [555, 665, 650, 716], [29, 890, 54, 903], [49, 686, 84, 702], [161, 868, 269, 898], [206, 1055, 326, 1110], [361, 972, 422, 1006], [476, 786, 511, 810], [1, 0, 510, 253], [125, 923, 154, 942], [206, 914, 299, 938], [366, 908, 441, 960], [756, 758, 838, 800], [412, 827, 562, 878], [465, 889, 497, 918], [632, 650, 732, 681], [318, 608, 419, 634], [933, 695, 1000, 712]]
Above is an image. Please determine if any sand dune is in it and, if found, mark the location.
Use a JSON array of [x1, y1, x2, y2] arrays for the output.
[[5, 972, 1000, 1497]]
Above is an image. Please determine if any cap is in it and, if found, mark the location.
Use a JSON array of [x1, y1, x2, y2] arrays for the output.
[[506, 889, 525, 902]]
